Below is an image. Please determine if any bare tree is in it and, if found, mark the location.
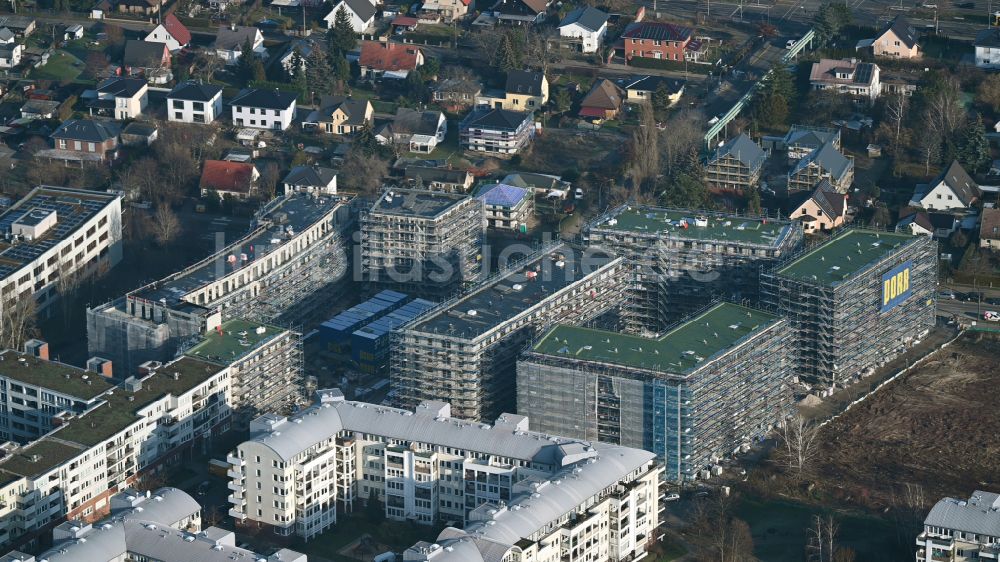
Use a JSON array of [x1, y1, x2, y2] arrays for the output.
[[924, 77, 964, 142], [130, 157, 160, 203], [660, 109, 703, 178], [779, 414, 821, 479], [260, 162, 282, 200], [152, 206, 182, 247], [919, 130, 942, 176], [884, 93, 908, 154], [0, 292, 38, 351], [627, 103, 660, 193], [806, 515, 847, 562], [339, 149, 388, 196]]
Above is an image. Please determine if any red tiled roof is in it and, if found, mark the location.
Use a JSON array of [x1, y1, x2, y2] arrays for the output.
[[164, 13, 192, 45], [392, 15, 418, 26], [578, 106, 607, 118], [200, 160, 256, 193], [359, 41, 422, 71]]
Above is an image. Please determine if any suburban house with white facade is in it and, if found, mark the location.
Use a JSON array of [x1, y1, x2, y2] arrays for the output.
[[231, 88, 297, 130], [375, 108, 447, 153], [809, 58, 881, 104], [557, 6, 608, 53], [909, 160, 980, 211], [215, 25, 265, 65], [91, 77, 148, 120], [975, 28, 1000, 69], [145, 13, 191, 51], [282, 166, 337, 195], [167, 81, 224, 124], [323, 0, 377, 33]]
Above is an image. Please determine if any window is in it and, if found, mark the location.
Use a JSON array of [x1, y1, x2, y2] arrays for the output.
[[175, 112, 183, 120], [88, 142, 96, 152], [192, 102, 204, 111], [172, 99, 183, 109], [58, 139, 66, 149]]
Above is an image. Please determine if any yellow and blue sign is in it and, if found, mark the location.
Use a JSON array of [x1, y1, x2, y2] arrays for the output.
[[881, 261, 912, 312]]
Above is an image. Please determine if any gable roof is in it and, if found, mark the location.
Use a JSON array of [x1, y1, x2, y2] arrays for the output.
[[558, 6, 608, 32], [784, 125, 839, 149], [162, 13, 192, 45], [434, 77, 482, 95], [215, 25, 261, 51], [930, 160, 979, 206], [879, 15, 917, 49], [898, 211, 934, 234], [0, 28, 13, 42], [980, 208, 1000, 241], [622, 74, 685, 94], [712, 133, 765, 169], [579, 79, 623, 111], [200, 160, 256, 193], [283, 165, 336, 187], [462, 108, 530, 130], [168, 81, 223, 102], [622, 21, 692, 42], [478, 183, 530, 208], [793, 141, 852, 181], [51, 119, 118, 142], [506, 70, 545, 96], [388, 108, 443, 136], [405, 165, 472, 185], [230, 88, 297, 110], [976, 27, 1000, 48], [336, 0, 377, 22], [312, 95, 370, 125], [359, 41, 422, 71], [809, 179, 847, 219], [809, 58, 878, 86], [123, 40, 168, 68], [492, 0, 548, 16], [97, 77, 146, 98]]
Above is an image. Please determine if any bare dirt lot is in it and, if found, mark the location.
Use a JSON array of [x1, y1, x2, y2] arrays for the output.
[[813, 334, 1000, 508]]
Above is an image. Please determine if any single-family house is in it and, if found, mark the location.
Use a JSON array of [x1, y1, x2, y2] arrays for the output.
[[418, 0, 470, 22], [501, 172, 568, 192], [49, 119, 119, 162], [477, 183, 534, 230], [557, 7, 608, 53], [90, 77, 148, 120], [375, 108, 447, 153], [896, 211, 935, 237], [459, 108, 534, 155], [20, 99, 60, 120], [230, 89, 297, 130], [980, 208, 1000, 250], [0, 42, 23, 68], [787, 141, 854, 193], [167, 82, 224, 124], [622, 21, 693, 63], [323, 0, 377, 33], [433, 78, 482, 110], [908, 160, 980, 211], [359, 41, 424, 79], [200, 160, 260, 199], [704, 133, 766, 193], [282, 165, 337, 195], [122, 40, 171, 75], [404, 166, 474, 191], [809, 58, 881, 104], [145, 13, 192, 52], [64, 24, 84, 40], [857, 15, 920, 59], [215, 25, 265, 65], [578, 78, 624, 122], [304, 95, 373, 134], [784, 125, 841, 160], [0, 16, 36, 37], [0, 27, 14, 44], [621, 75, 685, 105], [789, 179, 848, 234], [490, 0, 548, 25], [279, 39, 316, 74], [975, 28, 1000, 69], [117, 0, 161, 16], [476, 70, 548, 110]]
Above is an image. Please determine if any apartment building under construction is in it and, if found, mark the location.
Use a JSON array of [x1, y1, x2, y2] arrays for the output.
[[518, 302, 793, 482], [761, 228, 936, 387], [585, 205, 803, 335], [87, 193, 349, 376], [703, 133, 766, 193], [390, 243, 628, 421], [360, 189, 484, 298]]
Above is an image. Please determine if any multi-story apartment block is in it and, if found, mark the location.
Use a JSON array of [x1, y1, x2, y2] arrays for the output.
[[0, 186, 123, 319], [391, 243, 628, 421], [1, 486, 306, 562], [704, 133, 766, 193], [787, 141, 854, 194], [229, 389, 661, 562], [87, 193, 348, 375], [361, 189, 485, 297], [761, 229, 936, 387], [518, 302, 793, 482], [459, 108, 535, 156], [585, 205, 803, 335], [916, 490, 1000, 562]]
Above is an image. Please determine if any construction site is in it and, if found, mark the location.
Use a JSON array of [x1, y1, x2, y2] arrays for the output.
[[86, 193, 350, 377], [518, 302, 794, 483], [760, 229, 937, 388], [584, 205, 803, 335], [390, 243, 628, 422], [360, 189, 485, 298]]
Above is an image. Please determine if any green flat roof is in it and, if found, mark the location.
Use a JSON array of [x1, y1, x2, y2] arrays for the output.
[[532, 303, 780, 374], [185, 318, 286, 365], [593, 207, 792, 246], [777, 229, 916, 286], [0, 351, 114, 400], [0, 438, 86, 478]]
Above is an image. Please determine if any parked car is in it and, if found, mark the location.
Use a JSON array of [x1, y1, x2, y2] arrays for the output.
[[984, 311, 1000, 322], [786, 39, 798, 49], [664, 492, 680, 502], [938, 290, 956, 300]]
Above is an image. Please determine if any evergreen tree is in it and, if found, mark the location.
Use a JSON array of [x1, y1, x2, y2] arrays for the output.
[[331, 55, 350, 90], [237, 38, 257, 84], [305, 47, 336, 98], [747, 187, 762, 215], [328, 8, 357, 56], [554, 88, 572, 113], [495, 31, 523, 73], [354, 122, 380, 156], [957, 114, 991, 173], [651, 84, 673, 112], [288, 50, 307, 93]]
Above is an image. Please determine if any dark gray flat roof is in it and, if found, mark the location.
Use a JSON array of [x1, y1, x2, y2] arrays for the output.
[[369, 188, 471, 218]]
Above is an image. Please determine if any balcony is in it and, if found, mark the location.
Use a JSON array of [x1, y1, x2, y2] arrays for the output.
[[228, 508, 247, 520], [227, 454, 245, 467], [227, 469, 243, 480], [227, 481, 243, 492], [227, 493, 244, 504]]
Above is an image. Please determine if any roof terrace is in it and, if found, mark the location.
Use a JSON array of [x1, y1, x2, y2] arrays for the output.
[[590, 206, 794, 247]]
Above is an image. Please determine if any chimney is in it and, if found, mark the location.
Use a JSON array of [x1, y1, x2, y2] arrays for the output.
[[24, 339, 49, 361], [86, 357, 113, 378]]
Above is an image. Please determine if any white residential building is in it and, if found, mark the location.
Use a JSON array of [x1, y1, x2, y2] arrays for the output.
[[93, 77, 148, 120], [916, 491, 1000, 562], [145, 13, 192, 52], [809, 58, 881, 104], [557, 6, 608, 53], [975, 28, 1000, 69], [0, 43, 23, 69], [215, 25, 265, 65], [0, 186, 123, 320], [231, 89, 297, 130], [167, 81, 224, 124], [228, 389, 662, 562], [909, 160, 980, 211], [323, 0, 377, 33]]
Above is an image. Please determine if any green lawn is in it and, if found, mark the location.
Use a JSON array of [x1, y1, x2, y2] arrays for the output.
[[31, 51, 84, 82]]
